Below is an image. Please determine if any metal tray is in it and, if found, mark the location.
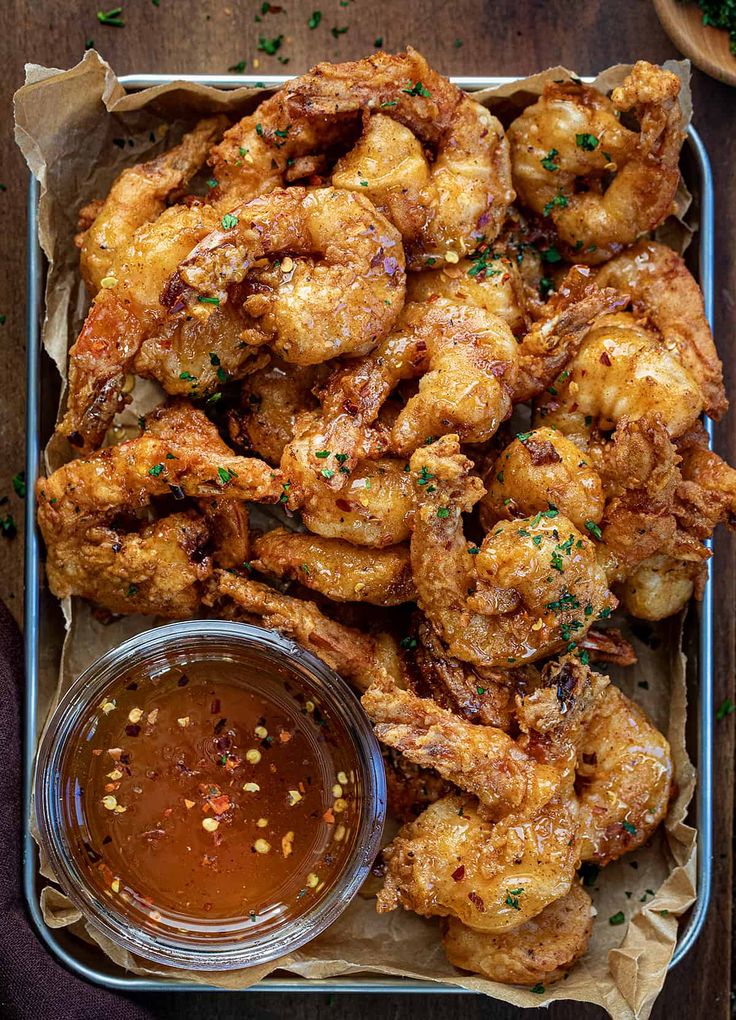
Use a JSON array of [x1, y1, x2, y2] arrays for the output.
[[23, 73, 715, 994]]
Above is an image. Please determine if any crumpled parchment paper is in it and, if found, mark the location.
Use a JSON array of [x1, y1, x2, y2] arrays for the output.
[[14, 52, 699, 1019]]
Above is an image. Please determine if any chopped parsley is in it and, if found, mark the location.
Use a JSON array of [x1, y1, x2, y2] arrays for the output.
[[148, 463, 165, 477], [179, 371, 197, 382], [257, 34, 283, 55], [401, 81, 431, 97], [331, 25, 349, 37], [576, 132, 600, 151], [197, 296, 220, 306], [221, 213, 239, 230], [622, 821, 637, 835], [540, 148, 560, 172], [467, 544, 480, 555], [542, 193, 569, 217], [436, 507, 450, 519], [228, 60, 247, 73], [126, 583, 138, 597], [609, 911, 626, 926], [529, 984, 545, 994], [584, 520, 602, 540], [716, 697, 735, 720], [307, 10, 322, 28], [217, 467, 237, 485], [416, 465, 435, 486], [375, 36, 383, 46], [12, 472, 25, 498], [1, 514, 16, 539], [539, 276, 555, 300], [580, 861, 600, 887], [97, 7, 125, 27], [399, 636, 418, 651], [321, 468, 335, 479]]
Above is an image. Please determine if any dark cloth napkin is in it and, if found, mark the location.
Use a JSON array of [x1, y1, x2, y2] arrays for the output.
[[0, 599, 155, 1020]]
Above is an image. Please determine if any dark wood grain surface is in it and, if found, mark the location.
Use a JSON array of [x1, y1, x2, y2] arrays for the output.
[[2, 1, 734, 1016]]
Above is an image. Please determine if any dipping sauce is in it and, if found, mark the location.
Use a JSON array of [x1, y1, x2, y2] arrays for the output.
[[36, 623, 385, 967]]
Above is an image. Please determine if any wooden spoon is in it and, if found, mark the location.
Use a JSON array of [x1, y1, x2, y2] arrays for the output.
[[653, 0, 736, 86]]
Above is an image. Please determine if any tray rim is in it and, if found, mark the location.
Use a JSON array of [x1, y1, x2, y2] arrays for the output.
[[22, 71, 715, 995]]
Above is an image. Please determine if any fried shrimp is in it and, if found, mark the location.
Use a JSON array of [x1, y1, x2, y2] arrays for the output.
[[207, 570, 402, 690], [212, 49, 514, 266], [618, 554, 705, 621], [377, 794, 580, 933], [228, 360, 328, 465], [163, 187, 406, 365], [535, 313, 704, 439], [281, 413, 413, 546], [362, 674, 561, 819], [443, 884, 593, 986], [406, 250, 528, 335], [481, 427, 605, 532], [593, 241, 726, 419], [576, 685, 673, 864], [64, 202, 266, 450], [409, 436, 615, 668], [37, 402, 281, 616], [508, 62, 684, 262], [76, 117, 226, 293], [252, 529, 415, 605]]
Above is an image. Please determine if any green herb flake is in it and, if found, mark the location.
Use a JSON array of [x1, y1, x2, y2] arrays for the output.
[[148, 463, 165, 477], [97, 7, 125, 27], [717, 697, 735, 720], [197, 296, 220, 306], [257, 34, 284, 55], [539, 276, 555, 300], [321, 468, 335, 479], [1, 514, 17, 539], [542, 193, 569, 217], [126, 583, 138, 596], [467, 544, 480, 555], [399, 636, 418, 651], [476, 686, 485, 695], [308, 10, 322, 28], [374, 36, 383, 46], [221, 213, 239, 230], [179, 371, 197, 382], [228, 60, 247, 73], [576, 132, 600, 151], [436, 507, 451, 519], [217, 466, 237, 485], [622, 820, 637, 835], [584, 520, 602, 540], [12, 472, 26, 498], [530, 984, 545, 994], [331, 25, 349, 37], [401, 81, 431, 97], [540, 148, 560, 172], [609, 911, 626, 926]]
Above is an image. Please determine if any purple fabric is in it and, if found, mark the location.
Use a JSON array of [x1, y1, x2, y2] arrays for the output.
[[0, 599, 154, 1020]]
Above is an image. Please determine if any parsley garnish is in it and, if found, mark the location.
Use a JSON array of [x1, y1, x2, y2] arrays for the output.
[[308, 10, 322, 28], [1, 514, 16, 539], [539, 276, 555, 300], [436, 507, 450, 519], [148, 463, 164, 477], [126, 583, 138, 596], [542, 193, 569, 217], [717, 697, 735, 720], [217, 467, 237, 485], [97, 7, 125, 27], [585, 520, 602, 540], [179, 371, 197, 382], [228, 60, 247, 73], [609, 911, 626, 926], [530, 984, 545, 994], [540, 148, 559, 172], [399, 636, 417, 651], [331, 25, 349, 37], [402, 81, 431, 97], [321, 468, 335, 479], [622, 820, 637, 835], [12, 472, 25, 498], [576, 132, 600, 151], [257, 34, 283, 55], [221, 213, 238, 230], [197, 296, 220, 306]]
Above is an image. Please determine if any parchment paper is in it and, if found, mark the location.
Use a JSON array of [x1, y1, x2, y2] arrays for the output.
[[14, 52, 699, 1018]]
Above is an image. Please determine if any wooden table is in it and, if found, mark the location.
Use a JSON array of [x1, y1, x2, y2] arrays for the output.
[[2, 1, 733, 1016]]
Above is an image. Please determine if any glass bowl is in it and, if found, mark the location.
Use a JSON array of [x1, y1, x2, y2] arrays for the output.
[[34, 620, 386, 971]]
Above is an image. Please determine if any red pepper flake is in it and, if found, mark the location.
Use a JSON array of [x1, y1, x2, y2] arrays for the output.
[[279, 729, 292, 743], [209, 794, 231, 815], [599, 351, 612, 366], [452, 865, 465, 881], [211, 698, 221, 714], [323, 808, 335, 824], [468, 890, 485, 911]]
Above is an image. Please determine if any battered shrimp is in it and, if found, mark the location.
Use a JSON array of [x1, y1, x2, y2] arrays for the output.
[[163, 187, 406, 365], [481, 427, 605, 532], [313, 298, 519, 480], [576, 685, 672, 864], [443, 884, 593, 986], [406, 249, 528, 336], [282, 413, 413, 547], [508, 62, 684, 262], [362, 674, 561, 819], [212, 49, 514, 266], [228, 360, 327, 465], [409, 436, 615, 668], [207, 570, 403, 690], [535, 313, 704, 439], [594, 241, 726, 420], [63, 203, 266, 450], [252, 529, 415, 605], [619, 554, 705, 621], [76, 117, 226, 293], [37, 402, 281, 617], [377, 794, 580, 933]]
